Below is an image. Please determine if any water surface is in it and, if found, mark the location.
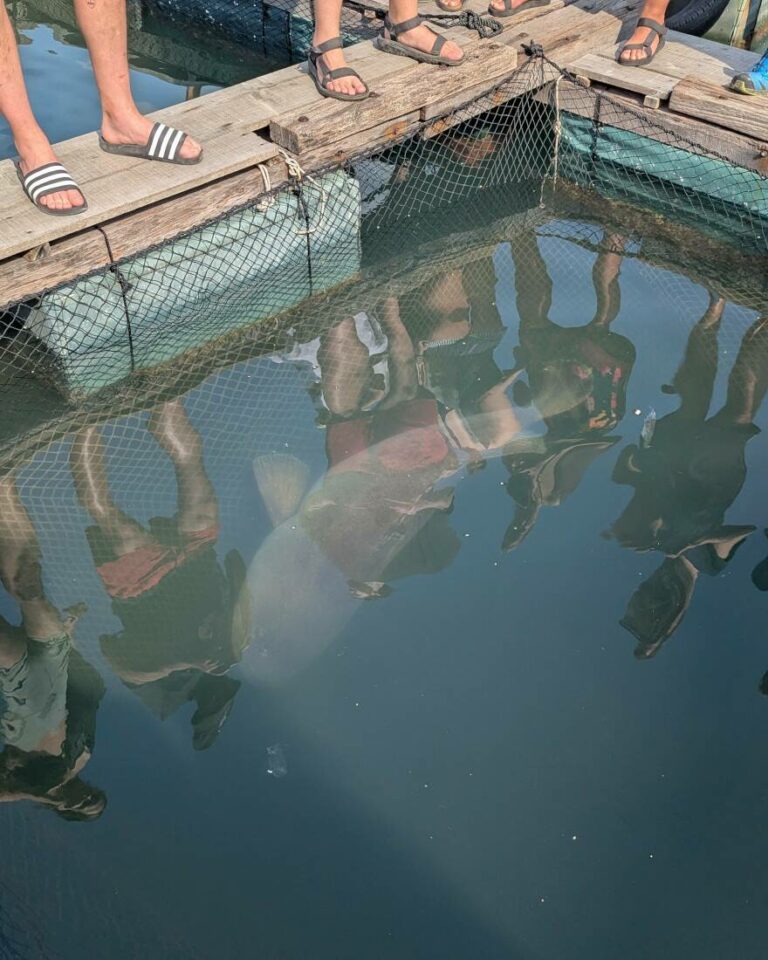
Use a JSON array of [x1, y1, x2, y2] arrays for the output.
[[1, 163, 767, 959]]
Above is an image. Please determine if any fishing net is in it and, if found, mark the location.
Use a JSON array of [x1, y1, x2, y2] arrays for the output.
[[1, 52, 765, 426], [2, 43, 768, 954]]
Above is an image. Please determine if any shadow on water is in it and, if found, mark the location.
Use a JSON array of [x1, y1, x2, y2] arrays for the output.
[[1, 120, 768, 957]]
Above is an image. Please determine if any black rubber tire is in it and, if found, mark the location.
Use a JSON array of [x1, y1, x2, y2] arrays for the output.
[[665, 0, 731, 35]]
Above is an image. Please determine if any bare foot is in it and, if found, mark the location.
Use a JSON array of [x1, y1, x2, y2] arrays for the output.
[[310, 43, 367, 97], [387, 23, 464, 62], [17, 142, 85, 213], [101, 112, 201, 162]]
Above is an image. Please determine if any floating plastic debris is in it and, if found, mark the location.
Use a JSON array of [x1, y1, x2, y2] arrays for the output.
[[266, 744, 287, 778], [640, 407, 656, 448]]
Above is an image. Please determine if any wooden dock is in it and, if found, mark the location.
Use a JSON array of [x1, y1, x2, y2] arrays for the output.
[[1, 0, 766, 308]]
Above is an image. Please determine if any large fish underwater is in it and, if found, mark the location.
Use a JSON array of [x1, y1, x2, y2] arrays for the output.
[[238, 373, 596, 684], [239, 413, 460, 685]]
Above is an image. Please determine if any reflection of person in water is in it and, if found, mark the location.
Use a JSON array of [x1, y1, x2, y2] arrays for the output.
[[753, 531, 768, 593], [0, 476, 106, 821], [265, 299, 463, 602], [608, 307, 768, 659], [70, 401, 247, 750], [501, 230, 636, 551], [399, 255, 529, 463]]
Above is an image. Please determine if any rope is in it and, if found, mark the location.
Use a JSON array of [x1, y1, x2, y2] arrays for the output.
[[550, 72, 563, 188], [255, 162, 274, 211], [94, 225, 135, 371], [427, 10, 503, 38], [276, 149, 328, 236], [280, 149, 306, 183]]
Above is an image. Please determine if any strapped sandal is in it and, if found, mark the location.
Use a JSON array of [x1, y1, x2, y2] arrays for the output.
[[98, 121, 202, 165], [14, 160, 88, 218], [375, 14, 466, 66], [487, 0, 550, 18], [616, 17, 667, 67], [308, 37, 370, 101]]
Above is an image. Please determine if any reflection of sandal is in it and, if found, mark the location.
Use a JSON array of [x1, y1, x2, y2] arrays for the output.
[[617, 17, 667, 67], [375, 14, 465, 66], [308, 37, 370, 101], [487, 0, 550, 18]]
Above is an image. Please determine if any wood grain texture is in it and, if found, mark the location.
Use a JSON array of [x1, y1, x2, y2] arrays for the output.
[[668, 77, 768, 143], [270, 41, 520, 155], [568, 52, 677, 99], [0, 232, 111, 309], [0, 131, 279, 262], [101, 156, 290, 262]]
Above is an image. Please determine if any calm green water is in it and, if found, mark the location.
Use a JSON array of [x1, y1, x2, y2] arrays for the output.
[[3, 7, 768, 960]]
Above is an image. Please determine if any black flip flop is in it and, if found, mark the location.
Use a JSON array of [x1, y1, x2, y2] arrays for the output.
[[14, 160, 88, 218]]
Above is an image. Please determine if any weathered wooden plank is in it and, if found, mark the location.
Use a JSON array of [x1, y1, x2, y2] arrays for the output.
[[294, 111, 423, 169], [0, 130, 279, 262], [501, 6, 630, 72], [270, 40, 520, 155], [567, 29, 759, 116], [0, 231, 111, 310], [0, 155, 291, 302], [668, 77, 768, 144], [271, 1, 630, 157], [568, 51, 677, 99], [100, 156, 290, 262]]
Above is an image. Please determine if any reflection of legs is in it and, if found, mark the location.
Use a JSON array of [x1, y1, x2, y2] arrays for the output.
[[666, 295, 724, 422], [318, 317, 374, 418], [421, 271, 470, 342], [147, 401, 218, 536], [718, 317, 768, 427], [378, 298, 418, 407], [71, 427, 154, 558], [590, 234, 625, 330], [464, 256, 503, 337], [508, 231, 553, 338], [471, 370, 524, 451], [0, 478, 68, 648]]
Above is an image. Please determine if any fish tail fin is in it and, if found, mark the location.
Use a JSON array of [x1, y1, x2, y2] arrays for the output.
[[253, 453, 312, 527]]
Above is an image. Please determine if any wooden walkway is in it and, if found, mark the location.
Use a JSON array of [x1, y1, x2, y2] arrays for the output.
[[1, 0, 765, 307]]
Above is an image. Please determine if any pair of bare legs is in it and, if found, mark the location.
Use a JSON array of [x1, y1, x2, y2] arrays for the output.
[[0, 477, 75, 756], [71, 401, 218, 569], [0, 0, 200, 212], [312, 0, 464, 97]]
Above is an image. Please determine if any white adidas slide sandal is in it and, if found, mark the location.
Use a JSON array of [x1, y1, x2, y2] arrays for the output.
[[14, 161, 88, 217], [98, 121, 202, 165]]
